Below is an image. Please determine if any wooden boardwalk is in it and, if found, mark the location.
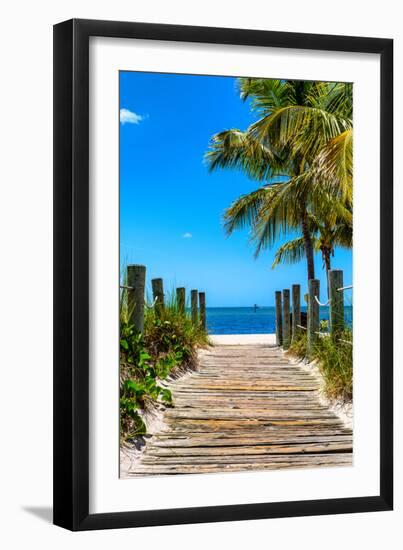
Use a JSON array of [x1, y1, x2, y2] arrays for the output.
[[128, 344, 353, 476]]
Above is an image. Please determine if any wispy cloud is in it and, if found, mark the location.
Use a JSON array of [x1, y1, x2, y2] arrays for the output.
[[182, 232, 193, 239], [120, 108, 145, 125]]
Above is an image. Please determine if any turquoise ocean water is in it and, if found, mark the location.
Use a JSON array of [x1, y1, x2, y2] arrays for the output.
[[206, 306, 353, 335]]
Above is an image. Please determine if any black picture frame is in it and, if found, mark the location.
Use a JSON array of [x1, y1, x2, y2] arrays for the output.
[[53, 18, 393, 531]]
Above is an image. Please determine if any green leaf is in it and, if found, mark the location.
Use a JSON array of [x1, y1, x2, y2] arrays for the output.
[[120, 339, 129, 350]]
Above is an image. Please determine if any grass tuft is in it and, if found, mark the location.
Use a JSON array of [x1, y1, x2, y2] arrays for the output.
[[288, 330, 308, 357], [287, 328, 352, 402], [313, 329, 352, 401]]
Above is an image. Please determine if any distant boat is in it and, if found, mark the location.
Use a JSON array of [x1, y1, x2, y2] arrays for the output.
[[253, 304, 259, 312]]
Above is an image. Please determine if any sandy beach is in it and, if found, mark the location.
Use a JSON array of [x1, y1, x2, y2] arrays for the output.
[[209, 333, 277, 346]]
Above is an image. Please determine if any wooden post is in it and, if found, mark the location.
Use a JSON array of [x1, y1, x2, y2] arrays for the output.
[[292, 284, 301, 342], [275, 291, 283, 346], [329, 269, 344, 339], [307, 279, 320, 358], [282, 289, 291, 350], [127, 264, 146, 333], [191, 289, 198, 325], [199, 292, 206, 330], [176, 287, 186, 315], [151, 278, 164, 317]]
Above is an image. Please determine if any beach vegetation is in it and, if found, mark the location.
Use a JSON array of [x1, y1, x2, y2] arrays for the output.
[[288, 328, 353, 401], [314, 329, 353, 401], [120, 285, 209, 442]]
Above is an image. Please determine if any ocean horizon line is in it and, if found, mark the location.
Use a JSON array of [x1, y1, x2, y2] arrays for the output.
[[200, 305, 353, 309]]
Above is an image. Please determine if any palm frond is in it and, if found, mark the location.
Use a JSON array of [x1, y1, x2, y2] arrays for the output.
[[251, 105, 350, 161], [205, 128, 285, 180], [237, 78, 296, 113], [312, 129, 353, 202], [251, 182, 302, 257], [272, 236, 317, 268], [223, 187, 269, 235], [332, 222, 353, 249]]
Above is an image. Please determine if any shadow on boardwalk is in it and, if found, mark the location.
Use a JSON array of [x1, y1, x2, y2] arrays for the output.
[[124, 343, 353, 476]]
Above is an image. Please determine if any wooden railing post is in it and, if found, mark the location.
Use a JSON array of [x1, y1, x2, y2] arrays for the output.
[[307, 279, 320, 358], [127, 264, 146, 333], [282, 289, 291, 350], [275, 291, 283, 346], [151, 278, 164, 317], [191, 289, 198, 325], [199, 292, 206, 330], [176, 287, 186, 315], [329, 269, 344, 339], [292, 284, 301, 343]]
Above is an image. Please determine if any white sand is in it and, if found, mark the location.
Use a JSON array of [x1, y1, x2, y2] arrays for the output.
[[120, 404, 171, 478], [209, 333, 277, 346]]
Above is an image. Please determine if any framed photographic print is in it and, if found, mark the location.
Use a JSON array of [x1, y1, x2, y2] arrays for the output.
[[53, 19, 393, 530]]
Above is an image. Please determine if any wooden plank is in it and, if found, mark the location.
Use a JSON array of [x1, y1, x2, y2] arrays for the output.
[[329, 269, 345, 338], [164, 409, 337, 420], [146, 442, 352, 457], [307, 278, 320, 357], [199, 291, 206, 330], [128, 460, 352, 475], [176, 287, 186, 315], [282, 288, 291, 349], [275, 290, 283, 345], [149, 435, 353, 448], [292, 284, 301, 342], [151, 277, 164, 316], [126, 264, 146, 333], [125, 342, 352, 476], [166, 419, 344, 430]]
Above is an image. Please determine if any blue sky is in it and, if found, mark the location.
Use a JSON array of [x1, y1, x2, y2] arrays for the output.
[[120, 71, 352, 307]]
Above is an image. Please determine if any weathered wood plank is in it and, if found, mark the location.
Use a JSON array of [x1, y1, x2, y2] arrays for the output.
[[148, 435, 353, 448], [154, 427, 352, 437], [133, 454, 353, 473], [176, 287, 186, 315], [307, 278, 320, 357], [275, 291, 283, 346], [164, 409, 337, 420], [147, 434, 351, 449], [126, 264, 146, 333], [125, 342, 352, 476], [329, 269, 345, 339], [191, 289, 198, 325], [151, 277, 164, 316], [146, 441, 352, 457], [292, 284, 301, 342]]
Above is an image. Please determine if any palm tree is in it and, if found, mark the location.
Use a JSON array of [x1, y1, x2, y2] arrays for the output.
[[272, 205, 352, 297], [205, 78, 352, 283]]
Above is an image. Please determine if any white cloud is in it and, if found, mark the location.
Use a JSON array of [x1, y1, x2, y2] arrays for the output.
[[120, 108, 144, 125], [182, 232, 192, 239]]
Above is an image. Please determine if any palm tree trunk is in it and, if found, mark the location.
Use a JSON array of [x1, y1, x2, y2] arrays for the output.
[[300, 208, 315, 281]]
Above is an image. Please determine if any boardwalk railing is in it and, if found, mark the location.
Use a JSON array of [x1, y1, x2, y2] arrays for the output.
[[121, 264, 206, 333], [275, 269, 351, 357]]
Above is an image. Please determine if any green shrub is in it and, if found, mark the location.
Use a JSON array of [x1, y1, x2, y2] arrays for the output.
[[120, 286, 208, 442], [144, 296, 208, 366]]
